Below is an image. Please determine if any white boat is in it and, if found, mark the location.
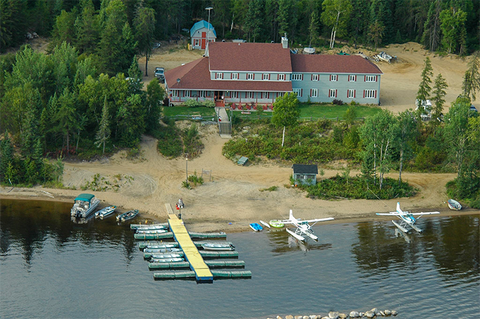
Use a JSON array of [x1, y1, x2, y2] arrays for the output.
[[150, 257, 184, 263], [202, 242, 235, 251], [447, 199, 462, 211], [71, 194, 100, 218], [135, 229, 168, 234], [144, 247, 182, 253], [95, 206, 116, 219]]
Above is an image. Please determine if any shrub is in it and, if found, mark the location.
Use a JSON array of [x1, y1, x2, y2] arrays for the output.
[[332, 99, 344, 105]]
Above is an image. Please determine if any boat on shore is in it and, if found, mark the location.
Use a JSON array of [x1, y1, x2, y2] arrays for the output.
[[116, 209, 139, 222], [131, 224, 168, 231], [201, 242, 235, 251], [269, 220, 285, 228], [447, 199, 462, 211], [95, 206, 116, 219], [249, 223, 263, 232], [71, 194, 100, 218]]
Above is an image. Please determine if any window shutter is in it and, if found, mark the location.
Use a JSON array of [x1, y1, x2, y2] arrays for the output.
[[363, 90, 365, 98], [310, 89, 312, 97], [374, 90, 377, 98], [375, 75, 378, 82], [301, 74, 303, 81], [335, 90, 337, 98], [329, 75, 332, 81], [364, 75, 366, 82], [300, 89, 303, 97], [354, 90, 356, 98]]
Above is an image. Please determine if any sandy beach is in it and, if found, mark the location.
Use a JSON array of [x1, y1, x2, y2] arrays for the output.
[[1, 42, 478, 231]]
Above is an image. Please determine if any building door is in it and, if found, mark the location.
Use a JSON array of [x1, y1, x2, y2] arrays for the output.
[[201, 32, 206, 49]]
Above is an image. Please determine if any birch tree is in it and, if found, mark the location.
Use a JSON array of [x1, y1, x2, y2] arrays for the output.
[[321, 0, 352, 49], [271, 92, 300, 147], [393, 110, 418, 183], [360, 109, 396, 189]]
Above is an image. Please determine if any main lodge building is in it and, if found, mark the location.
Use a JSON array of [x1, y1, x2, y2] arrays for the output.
[[165, 39, 382, 109]]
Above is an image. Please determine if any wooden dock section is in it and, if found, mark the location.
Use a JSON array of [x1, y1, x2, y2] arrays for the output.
[[165, 204, 213, 283]]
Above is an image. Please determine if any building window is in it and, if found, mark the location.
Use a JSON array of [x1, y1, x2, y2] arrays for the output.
[[195, 39, 199, 46], [231, 73, 238, 80], [232, 92, 239, 98], [293, 88, 302, 97], [312, 74, 319, 81], [330, 74, 338, 82], [171, 90, 178, 97], [348, 75, 356, 82], [329, 89, 337, 98], [247, 73, 254, 80], [365, 75, 377, 82], [364, 89, 377, 98], [200, 91, 206, 98], [248, 92, 255, 99], [263, 73, 269, 80], [311, 88, 318, 97], [292, 74, 302, 81], [184, 90, 190, 97], [347, 89, 355, 98], [215, 72, 223, 79], [278, 74, 285, 81]]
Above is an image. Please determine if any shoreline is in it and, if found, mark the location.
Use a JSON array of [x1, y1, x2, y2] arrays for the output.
[[2, 187, 478, 234]]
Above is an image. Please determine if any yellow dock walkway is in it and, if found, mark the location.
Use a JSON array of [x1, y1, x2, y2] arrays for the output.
[[165, 204, 213, 283]]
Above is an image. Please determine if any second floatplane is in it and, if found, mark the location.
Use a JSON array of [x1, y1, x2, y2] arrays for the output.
[[376, 202, 440, 233]]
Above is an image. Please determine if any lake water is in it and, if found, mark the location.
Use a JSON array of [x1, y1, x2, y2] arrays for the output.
[[1, 199, 479, 319]]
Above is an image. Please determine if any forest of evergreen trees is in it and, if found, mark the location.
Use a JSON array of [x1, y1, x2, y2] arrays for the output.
[[2, 0, 480, 58]]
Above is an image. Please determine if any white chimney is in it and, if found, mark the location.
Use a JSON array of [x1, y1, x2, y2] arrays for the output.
[[281, 33, 288, 49]]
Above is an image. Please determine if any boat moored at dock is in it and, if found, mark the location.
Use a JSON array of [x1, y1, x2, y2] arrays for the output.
[[71, 194, 100, 218], [201, 242, 235, 251]]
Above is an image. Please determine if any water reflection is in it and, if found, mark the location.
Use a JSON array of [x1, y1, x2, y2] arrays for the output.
[[351, 216, 479, 282], [265, 227, 332, 254], [0, 198, 137, 266]]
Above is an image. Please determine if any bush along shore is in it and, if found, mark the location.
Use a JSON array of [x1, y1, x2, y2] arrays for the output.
[[268, 308, 398, 319]]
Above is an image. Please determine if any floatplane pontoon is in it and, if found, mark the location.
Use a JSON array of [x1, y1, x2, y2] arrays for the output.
[[376, 202, 440, 233], [282, 210, 334, 242]]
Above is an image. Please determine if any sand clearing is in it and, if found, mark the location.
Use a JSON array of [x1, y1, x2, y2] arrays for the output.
[[1, 42, 478, 231]]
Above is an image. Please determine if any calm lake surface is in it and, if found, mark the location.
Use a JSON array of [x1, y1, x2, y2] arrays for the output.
[[1, 199, 479, 319]]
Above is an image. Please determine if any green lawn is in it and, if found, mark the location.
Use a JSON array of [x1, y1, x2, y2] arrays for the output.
[[298, 103, 383, 119], [162, 106, 216, 119], [162, 103, 383, 121]]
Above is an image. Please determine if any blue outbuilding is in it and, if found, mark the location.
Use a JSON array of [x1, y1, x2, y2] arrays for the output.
[[190, 20, 216, 50]]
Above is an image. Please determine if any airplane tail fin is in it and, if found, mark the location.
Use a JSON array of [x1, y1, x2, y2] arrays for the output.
[[396, 202, 402, 213], [289, 209, 293, 220]]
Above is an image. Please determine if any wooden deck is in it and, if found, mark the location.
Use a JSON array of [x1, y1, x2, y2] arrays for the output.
[[165, 204, 213, 283]]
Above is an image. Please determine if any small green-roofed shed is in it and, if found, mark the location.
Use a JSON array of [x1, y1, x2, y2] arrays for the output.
[[75, 193, 95, 202], [292, 164, 318, 186]]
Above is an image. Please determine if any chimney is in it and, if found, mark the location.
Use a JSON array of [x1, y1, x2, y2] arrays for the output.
[[281, 33, 288, 49]]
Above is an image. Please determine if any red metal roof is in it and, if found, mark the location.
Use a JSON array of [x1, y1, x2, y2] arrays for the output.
[[165, 57, 292, 92], [208, 42, 293, 72], [291, 54, 383, 74]]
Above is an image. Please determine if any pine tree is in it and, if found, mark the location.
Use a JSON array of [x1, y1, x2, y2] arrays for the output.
[[308, 10, 319, 47], [133, 4, 156, 76], [95, 96, 111, 155], [416, 57, 434, 106], [431, 73, 448, 122], [462, 52, 480, 101]]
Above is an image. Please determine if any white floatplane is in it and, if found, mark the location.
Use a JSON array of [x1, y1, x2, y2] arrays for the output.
[[376, 202, 440, 233], [281, 210, 334, 242]]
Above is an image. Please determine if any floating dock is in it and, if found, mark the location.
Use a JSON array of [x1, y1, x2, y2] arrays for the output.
[[153, 270, 252, 280], [166, 204, 213, 283], [148, 260, 245, 270]]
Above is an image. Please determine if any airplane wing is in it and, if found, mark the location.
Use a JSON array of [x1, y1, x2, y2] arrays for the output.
[[410, 211, 440, 215], [281, 217, 334, 224], [376, 212, 400, 216], [302, 217, 335, 223]]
